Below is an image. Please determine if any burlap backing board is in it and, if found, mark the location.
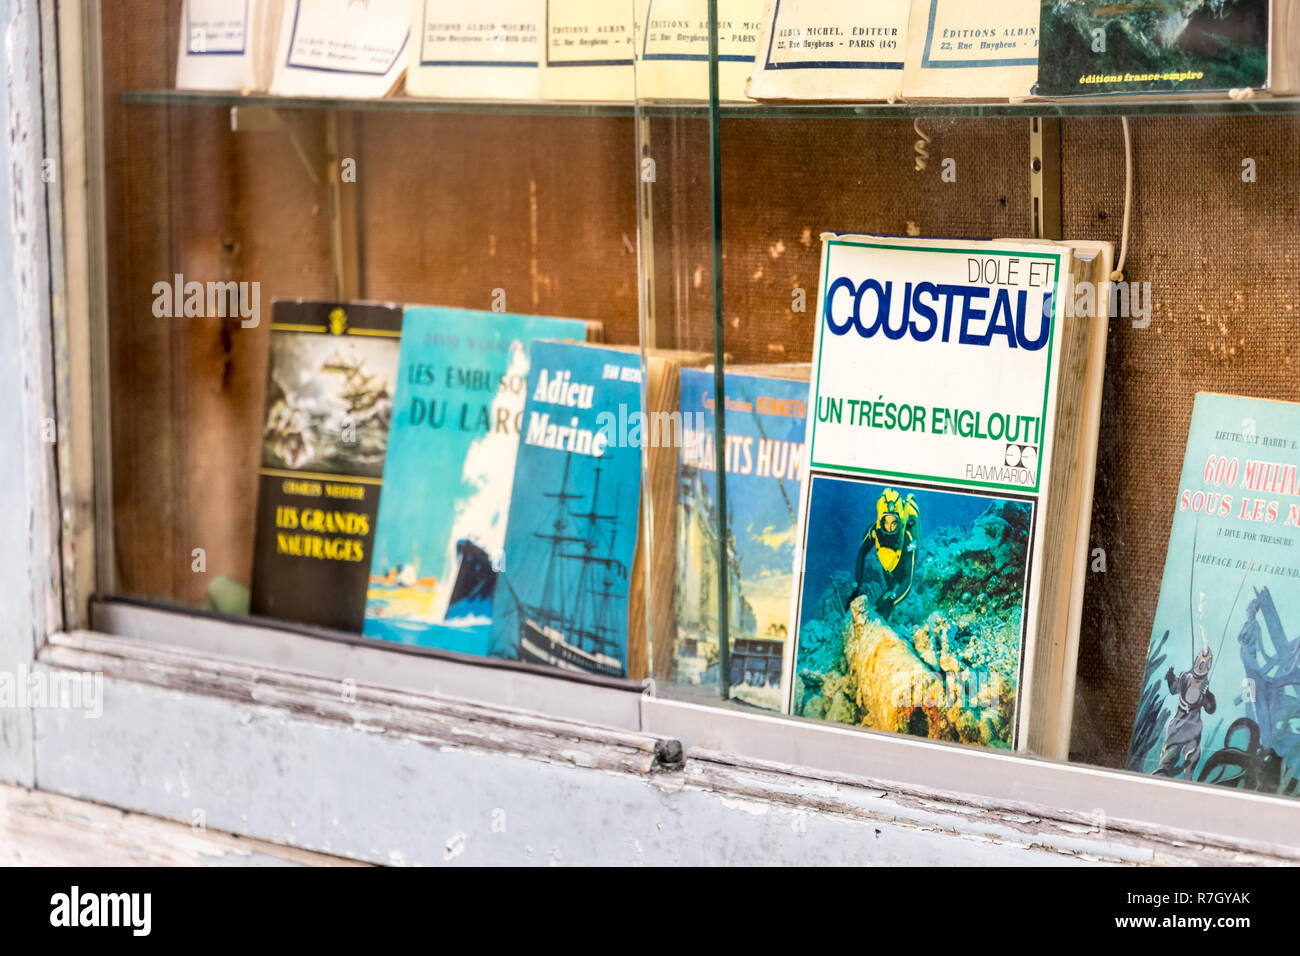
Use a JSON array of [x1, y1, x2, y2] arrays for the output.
[[1062, 116, 1300, 768]]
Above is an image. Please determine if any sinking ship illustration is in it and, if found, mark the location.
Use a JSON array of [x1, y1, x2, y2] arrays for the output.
[[505, 454, 628, 678], [322, 349, 391, 416], [443, 539, 497, 620]]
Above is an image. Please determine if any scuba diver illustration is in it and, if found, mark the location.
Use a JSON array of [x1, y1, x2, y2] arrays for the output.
[[1155, 637, 1217, 778], [844, 488, 920, 622], [1152, 524, 1226, 779]]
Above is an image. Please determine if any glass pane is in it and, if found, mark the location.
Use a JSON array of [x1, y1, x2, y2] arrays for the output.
[[99, 1, 653, 684], [83, 1, 1300, 810], [696, 1, 1300, 801]]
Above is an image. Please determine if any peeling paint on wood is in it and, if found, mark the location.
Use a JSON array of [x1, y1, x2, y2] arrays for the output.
[[0, 783, 366, 866], [0, 0, 61, 789], [33, 630, 1300, 866]]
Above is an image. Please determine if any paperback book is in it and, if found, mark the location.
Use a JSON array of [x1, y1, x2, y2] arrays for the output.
[[267, 0, 410, 98], [488, 341, 696, 680], [176, 0, 279, 91], [901, 0, 1040, 100], [363, 308, 590, 656], [787, 234, 1112, 755], [540, 0, 637, 101], [488, 341, 644, 677], [746, 0, 912, 102], [251, 300, 403, 632], [673, 366, 808, 711], [636, 0, 765, 101], [1127, 392, 1300, 797], [1037, 0, 1298, 97], [407, 1, 545, 100]]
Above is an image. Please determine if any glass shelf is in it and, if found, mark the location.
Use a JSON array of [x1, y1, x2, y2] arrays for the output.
[[124, 88, 1300, 119], [122, 88, 638, 117]]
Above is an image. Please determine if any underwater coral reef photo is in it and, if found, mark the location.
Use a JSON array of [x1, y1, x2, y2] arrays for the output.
[[793, 477, 1033, 747]]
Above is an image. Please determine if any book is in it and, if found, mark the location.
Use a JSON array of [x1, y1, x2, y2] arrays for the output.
[[787, 234, 1113, 756], [406, 1, 545, 100], [488, 341, 697, 680], [901, 0, 1039, 100], [266, 0, 410, 98], [539, 0, 636, 101], [671, 365, 809, 711], [362, 308, 591, 656], [635, 0, 765, 101], [745, 0, 913, 102], [1126, 393, 1300, 797], [176, 0, 280, 92], [250, 300, 404, 632], [1037, 0, 1299, 97]]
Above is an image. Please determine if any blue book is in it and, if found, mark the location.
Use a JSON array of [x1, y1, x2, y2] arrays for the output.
[[1128, 393, 1300, 797], [673, 367, 809, 711], [363, 307, 589, 655], [488, 341, 650, 679]]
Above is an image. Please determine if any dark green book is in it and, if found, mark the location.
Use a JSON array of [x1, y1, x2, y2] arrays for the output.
[[250, 299, 403, 632], [1037, 0, 1285, 96]]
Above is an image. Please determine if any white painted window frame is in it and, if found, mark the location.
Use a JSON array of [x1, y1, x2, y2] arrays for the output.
[[5, 0, 1294, 865]]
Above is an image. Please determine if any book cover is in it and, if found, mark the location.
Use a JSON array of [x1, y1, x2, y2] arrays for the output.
[[250, 300, 403, 632], [540, 0, 636, 101], [674, 368, 808, 711], [1037, 0, 1269, 96], [788, 235, 1069, 749], [176, 0, 264, 92], [268, 0, 410, 98], [636, 0, 764, 101], [746, 0, 912, 102], [1126, 393, 1300, 797], [488, 342, 644, 677], [363, 308, 588, 656], [407, 0, 545, 100], [902, 0, 1039, 100]]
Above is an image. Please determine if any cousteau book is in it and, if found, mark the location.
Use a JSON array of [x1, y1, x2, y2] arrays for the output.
[[787, 234, 1112, 756]]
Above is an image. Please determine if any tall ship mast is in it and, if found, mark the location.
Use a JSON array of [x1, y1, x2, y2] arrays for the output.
[[513, 453, 628, 677]]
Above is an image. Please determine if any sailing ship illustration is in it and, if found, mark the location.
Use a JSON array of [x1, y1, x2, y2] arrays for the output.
[[322, 349, 391, 418], [504, 453, 629, 678]]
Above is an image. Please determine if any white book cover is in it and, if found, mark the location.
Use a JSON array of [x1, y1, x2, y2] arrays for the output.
[[635, 0, 764, 101], [539, 0, 636, 101], [786, 234, 1070, 751], [745, 0, 912, 102], [902, 0, 1038, 100], [176, 0, 272, 92], [407, 0, 545, 100], [267, 0, 410, 98]]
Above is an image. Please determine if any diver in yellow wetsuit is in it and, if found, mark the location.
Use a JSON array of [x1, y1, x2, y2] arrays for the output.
[[844, 488, 920, 622]]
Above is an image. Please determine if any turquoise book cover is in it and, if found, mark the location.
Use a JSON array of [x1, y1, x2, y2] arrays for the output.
[[1127, 392, 1300, 797], [363, 307, 587, 655], [488, 341, 644, 678], [674, 368, 808, 711]]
